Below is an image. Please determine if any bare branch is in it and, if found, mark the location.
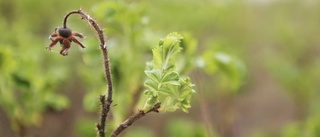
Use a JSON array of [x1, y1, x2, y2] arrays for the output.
[[110, 103, 161, 137]]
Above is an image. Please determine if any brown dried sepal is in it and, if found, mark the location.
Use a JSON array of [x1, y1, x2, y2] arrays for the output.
[[47, 27, 85, 56]]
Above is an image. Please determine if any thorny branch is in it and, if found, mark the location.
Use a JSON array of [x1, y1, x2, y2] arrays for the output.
[[62, 9, 113, 137], [60, 9, 161, 137]]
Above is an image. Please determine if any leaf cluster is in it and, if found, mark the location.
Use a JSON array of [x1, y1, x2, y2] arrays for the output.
[[143, 32, 195, 113]]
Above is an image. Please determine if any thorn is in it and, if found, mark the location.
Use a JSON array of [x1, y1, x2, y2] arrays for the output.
[[96, 123, 101, 130], [99, 95, 106, 102]]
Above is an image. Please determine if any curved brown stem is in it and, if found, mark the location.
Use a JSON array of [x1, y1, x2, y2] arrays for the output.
[[63, 9, 113, 137], [63, 11, 79, 28]]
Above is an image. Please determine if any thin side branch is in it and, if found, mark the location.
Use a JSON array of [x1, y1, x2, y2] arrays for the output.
[[63, 9, 113, 137], [110, 103, 161, 137]]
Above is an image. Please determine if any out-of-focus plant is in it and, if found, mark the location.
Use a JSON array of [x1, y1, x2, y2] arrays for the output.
[[267, 42, 320, 137], [0, 0, 95, 136], [165, 118, 210, 137], [281, 114, 320, 137], [0, 26, 69, 136], [201, 44, 246, 91]]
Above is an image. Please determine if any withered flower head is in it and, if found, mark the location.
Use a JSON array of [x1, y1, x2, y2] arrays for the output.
[[47, 27, 85, 56]]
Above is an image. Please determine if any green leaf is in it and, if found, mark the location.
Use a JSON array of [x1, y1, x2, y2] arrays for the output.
[[161, 71, 180, 85], [145, 70, 161, 83], [151, 46, 164, 70], [143, 96, 158, 112], [151, 32, 183, 72], [157, 87, 174, 96], [181, 99, 191, 108], [144, 80, 158, 93]]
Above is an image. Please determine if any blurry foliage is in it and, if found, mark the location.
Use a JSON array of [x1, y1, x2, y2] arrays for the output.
[[123, 126, 156, 137], [281, 111, 320, 137], [2, 0, 319, 137], [75, 119, 97, 137], [0, 0, 92, 134], [262, 1, 320, 137], [201, 43, 247, 91], [165, 118, 211, 137]]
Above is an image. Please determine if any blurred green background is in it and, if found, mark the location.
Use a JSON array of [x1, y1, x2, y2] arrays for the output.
[[0, 0, 320, 137]]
